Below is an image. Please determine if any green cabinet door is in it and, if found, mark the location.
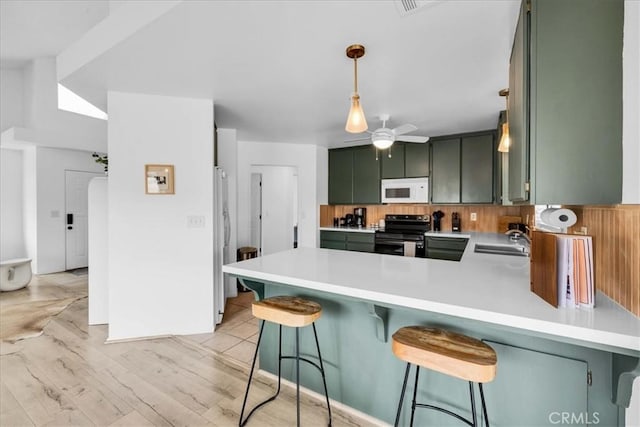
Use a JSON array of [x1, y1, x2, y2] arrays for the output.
[[320, 231, 347, 250], [404, 143, 430, 177], [381, 143, 405, 179], [431, 138, 461, 203], [508, 0, 529, 203], [328, 148, 353, 205], [352, 146, 380, 204], [461, 133, 495, 203], [508, 0, 623, 204]]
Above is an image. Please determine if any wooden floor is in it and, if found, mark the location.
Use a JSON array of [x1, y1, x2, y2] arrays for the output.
[[0, 272, 379, 427]]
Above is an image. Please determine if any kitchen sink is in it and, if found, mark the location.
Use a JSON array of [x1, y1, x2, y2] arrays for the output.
[[474, 243, 530, 257]]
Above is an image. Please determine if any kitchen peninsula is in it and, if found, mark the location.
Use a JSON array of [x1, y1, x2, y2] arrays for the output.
[[222, 235, 639, 426]]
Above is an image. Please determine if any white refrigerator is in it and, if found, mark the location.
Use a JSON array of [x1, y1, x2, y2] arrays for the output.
[[213, 167, 231, 324]]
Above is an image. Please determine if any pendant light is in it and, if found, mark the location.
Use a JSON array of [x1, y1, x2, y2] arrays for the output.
[[345, 44, 368, 133], [498, 88, 510, 152]]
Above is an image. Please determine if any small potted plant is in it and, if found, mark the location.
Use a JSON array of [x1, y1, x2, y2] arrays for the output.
[[92, 152, 108, 173]]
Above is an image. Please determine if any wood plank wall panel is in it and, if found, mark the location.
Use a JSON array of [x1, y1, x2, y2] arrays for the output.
[[563, 205, 640, 317], [320, 205, 522, 232]]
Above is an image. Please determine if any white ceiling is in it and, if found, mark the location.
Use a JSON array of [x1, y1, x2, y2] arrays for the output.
[[0, 0, 109, 69], [2, 0, 520, 148]]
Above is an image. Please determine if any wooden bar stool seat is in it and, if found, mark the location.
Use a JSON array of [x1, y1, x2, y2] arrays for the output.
[[252, 296, 322, 327], [239, 296, 331, 427], [392, 326, 497, 427]]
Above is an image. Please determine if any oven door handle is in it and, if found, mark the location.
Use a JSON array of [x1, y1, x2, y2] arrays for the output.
[[375, 239, 422, 246]]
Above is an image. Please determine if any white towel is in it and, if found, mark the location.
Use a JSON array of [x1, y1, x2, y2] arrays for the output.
[[403, 241, 416, 257]]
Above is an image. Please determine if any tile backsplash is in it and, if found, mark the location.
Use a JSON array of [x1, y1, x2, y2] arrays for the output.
[[320, 204, 523, 233]]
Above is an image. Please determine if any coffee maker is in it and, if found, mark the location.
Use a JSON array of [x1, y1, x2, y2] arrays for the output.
[[353, 207, 367, 227]]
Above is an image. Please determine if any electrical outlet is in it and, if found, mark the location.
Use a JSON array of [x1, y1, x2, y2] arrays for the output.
[[470, 212, 477, 221], [580, 226, 588, 235]]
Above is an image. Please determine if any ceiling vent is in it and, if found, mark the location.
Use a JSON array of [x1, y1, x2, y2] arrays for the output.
[[394, 0, 436, 17]]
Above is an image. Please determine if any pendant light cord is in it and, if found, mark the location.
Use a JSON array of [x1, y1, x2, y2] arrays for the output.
[[353, 57, 358, 94]]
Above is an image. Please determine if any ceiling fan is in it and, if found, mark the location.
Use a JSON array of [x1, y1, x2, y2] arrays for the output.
[[345, 114, 430, 149]]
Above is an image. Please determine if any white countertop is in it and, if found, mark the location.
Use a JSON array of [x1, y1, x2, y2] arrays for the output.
[[223, 233, 639, 355], [319, 226, 376, 233]]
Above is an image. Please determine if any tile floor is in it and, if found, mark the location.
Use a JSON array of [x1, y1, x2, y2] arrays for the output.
[[186, 290, 259, 366]]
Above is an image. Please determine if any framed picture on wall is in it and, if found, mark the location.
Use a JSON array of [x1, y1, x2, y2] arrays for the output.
[[145, 164, 175, 195]]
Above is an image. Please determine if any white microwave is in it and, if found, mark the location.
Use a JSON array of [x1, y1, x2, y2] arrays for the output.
[[381, 177, 429, 203]]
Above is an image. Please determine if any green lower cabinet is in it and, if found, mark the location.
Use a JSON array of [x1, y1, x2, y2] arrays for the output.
[[320, 231, 347, 250], [320, 231, 374, 253]]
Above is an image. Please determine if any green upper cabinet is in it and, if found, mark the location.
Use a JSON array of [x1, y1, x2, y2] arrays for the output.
[[328, 148, 353, 205], [328, 145, 380, 205], [461, 134, 495, 203], [404, 143, 430, 178], [381, 143, 405, 179], [431, 131, 496, 204], [352, 145, 381, 204], [431, 138, 461, 203], [381, 142, 430, 179], [508, 0, 623, 204]]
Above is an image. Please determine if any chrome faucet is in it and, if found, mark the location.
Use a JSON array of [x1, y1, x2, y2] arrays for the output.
[[505, 229, 531, 244]]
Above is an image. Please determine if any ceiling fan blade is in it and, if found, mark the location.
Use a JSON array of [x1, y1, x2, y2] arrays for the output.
[[344, 137, 371, 143], [397, 135, 430, 143], [392, 123, 418, 136]]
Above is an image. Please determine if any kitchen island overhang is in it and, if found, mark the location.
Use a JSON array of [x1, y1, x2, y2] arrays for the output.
[[222, 245, 639, 425]]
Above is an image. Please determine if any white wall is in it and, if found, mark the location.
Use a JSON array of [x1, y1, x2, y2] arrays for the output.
[[32, 147, 105, 274], [0, 148, 25, 260], [237, 141, 325, 250], [0, 68, 24, 132], [22, 147, 37, 272], [622, 0, 640, 203], [88, 177, 108, 325], [107, 91, 214, 341], [21, 58, 107, 153]]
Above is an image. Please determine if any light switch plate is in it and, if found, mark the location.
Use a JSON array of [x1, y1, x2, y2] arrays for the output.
[[187, 215, 205, 228]]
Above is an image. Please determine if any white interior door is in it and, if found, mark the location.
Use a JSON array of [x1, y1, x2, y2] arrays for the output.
[[65, 170, 103, 270], [255, 166, 297, 256], [250, 173, 262, 255]]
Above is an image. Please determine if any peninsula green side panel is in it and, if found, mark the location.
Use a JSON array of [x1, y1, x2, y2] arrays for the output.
[[405, 143, 430, 177], [531, 0, 622, 204], [461, 133, 494, 203], [483, 342, 588, 426], [328, 148, 353, 204], [431, 138, 461, 203], [381, 143, 405, 179], [352, 146, 380, 204]]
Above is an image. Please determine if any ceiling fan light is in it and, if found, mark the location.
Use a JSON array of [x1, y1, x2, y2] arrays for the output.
[[372, 132, 394, 149], [345, 94, 368, 133], [498, 122, 510, 152]]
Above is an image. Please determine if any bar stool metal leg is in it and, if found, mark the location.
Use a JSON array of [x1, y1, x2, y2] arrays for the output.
[[479, 383, 490, 427], [239, 322, 283, 427], [312, 323, 332, 426], [394, 362, 411, 427], [409, 365, 420, 427], [468, 382, 478, 427], [296, 327, 301, 427]]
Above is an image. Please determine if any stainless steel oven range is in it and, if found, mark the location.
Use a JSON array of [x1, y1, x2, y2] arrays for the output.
[[374, 214, 431, 257]]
